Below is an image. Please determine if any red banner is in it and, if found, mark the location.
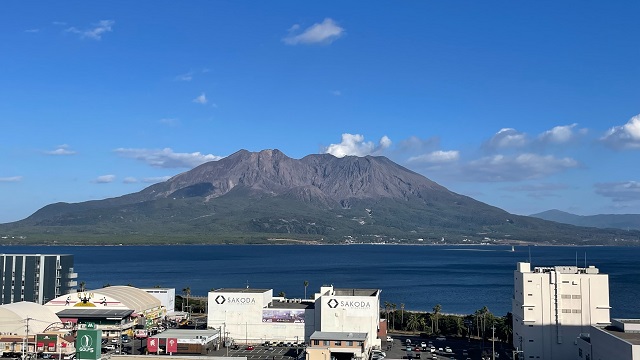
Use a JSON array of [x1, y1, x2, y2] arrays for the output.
[[147, 338, 158, 353], [166, 338, 177, 353]]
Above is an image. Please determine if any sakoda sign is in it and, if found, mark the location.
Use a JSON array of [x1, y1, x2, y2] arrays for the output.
[[214, 295, 257, 305], [327, 298, 372, 309]]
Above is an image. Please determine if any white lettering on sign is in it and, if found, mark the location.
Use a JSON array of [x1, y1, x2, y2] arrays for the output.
[[227, 297, 256, 304]]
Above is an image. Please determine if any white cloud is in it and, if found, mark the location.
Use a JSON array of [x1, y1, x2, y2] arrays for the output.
[[175, 72, 193, 81], [538, 123, 584, 144], [142, 176, 172, 183], [463, 153, 579, 182], [94, 174, 116, 183], [283, 18, 344, 45], [595, 181, 640, 202], [123, 177, 138, 184], [44, 144, 76, 156], [66, 20, 114, 40], [159, 118, 180, 126], [324, 134, 391, 158], [114, 147, 222, 168], [485, 128, 528, 150], [193, 93, 207, 104], [601, 114, 640, 149], [0, 176, 23, 183], [408, 150, 460, 164]]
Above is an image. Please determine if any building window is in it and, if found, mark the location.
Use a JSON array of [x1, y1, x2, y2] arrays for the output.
[[334, 341, 341, 346], [579, 348, 583, 357], [572, 295, 581, 299], [561, 294, 571, 299], [323, 341, 329, 346], [357, 342, 363, 346], [347, 341, 353, 346], [527, 294, 532, 296], [313, 340, 319, 346]]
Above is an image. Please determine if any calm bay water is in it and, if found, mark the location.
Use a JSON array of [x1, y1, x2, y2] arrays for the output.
[[3, 245, 639, 318]]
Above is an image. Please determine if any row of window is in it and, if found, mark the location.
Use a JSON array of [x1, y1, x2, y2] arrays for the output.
[[312, 340, 363, 347]]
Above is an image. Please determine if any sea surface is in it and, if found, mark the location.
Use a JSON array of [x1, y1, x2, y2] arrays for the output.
[[3, 245, 639, 318]]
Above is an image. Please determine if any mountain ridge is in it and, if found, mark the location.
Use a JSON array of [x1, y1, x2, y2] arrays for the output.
[[530, 209, 640, 231], [2, 149, 639, 245]]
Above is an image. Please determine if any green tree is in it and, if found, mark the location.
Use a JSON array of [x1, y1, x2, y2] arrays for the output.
[[433, 304, 442, 333], [407, 313, 420, 333], [278, 291, 286, 297], [400, 303, 405, 330], [391, 303, 397, 330], [182, 286, 191, 313], [304, 280, 309, 299], [78, 281, 86, 292]]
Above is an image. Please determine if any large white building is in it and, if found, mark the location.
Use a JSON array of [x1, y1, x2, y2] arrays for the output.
[[207, 285, 381, 350], [512, 262, 611, 360]]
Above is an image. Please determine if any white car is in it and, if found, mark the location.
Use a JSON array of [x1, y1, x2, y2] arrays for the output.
[[420, 342, 427, 349], [372, 350, 386, 358], [386, 336, 393, 342], [445, 347, 452, 353], [436, 336, 446, 341]]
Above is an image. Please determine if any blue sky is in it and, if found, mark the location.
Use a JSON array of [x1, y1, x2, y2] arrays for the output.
[[1, 1, 639, 223]]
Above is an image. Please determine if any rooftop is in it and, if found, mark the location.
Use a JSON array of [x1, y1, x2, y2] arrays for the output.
[[212, 288, 270, 294], [269, 300, 314, 310], [57, 309, 134, 319], [152, 329, 219, 339], [333, 289, 379, 297], [310, 331, 367, 342], [600, 326, 640, 345]]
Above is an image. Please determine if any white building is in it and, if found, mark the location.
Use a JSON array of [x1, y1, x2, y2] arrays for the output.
[[206, 285, 381, 348], [512, 262, 610, 360], [576, 319, 640, 360], [143, 288, 176, 314], [207, 288, 314, 344]]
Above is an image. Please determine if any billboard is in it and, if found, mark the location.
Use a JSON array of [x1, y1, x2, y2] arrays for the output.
[[76, 329, 102, 360], [36, 334, 58, 352], [262, 309, 305, 323]]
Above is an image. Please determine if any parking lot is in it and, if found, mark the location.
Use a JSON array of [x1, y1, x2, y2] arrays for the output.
[[212, 344, 304, 360], [383, 333, 507, 360]]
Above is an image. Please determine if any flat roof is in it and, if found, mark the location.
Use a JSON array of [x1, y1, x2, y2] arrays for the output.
[[152, 329, 219, 339], [269, 300, 314, 310], [600, 326, 640, 345], [212, 288, 270, 294], [57, 309, 134, 319], [310, 332, 367, 341], [333, 289, 379, 297]]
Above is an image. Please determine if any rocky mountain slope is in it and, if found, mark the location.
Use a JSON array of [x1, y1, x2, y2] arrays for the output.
[[2, 149, 638, 245]]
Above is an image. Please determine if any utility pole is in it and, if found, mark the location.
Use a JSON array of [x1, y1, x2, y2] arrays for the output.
[[491, 325, 495, 360], [23, 317, 33, 360]]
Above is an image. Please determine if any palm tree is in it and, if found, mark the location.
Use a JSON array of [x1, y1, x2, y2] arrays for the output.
[[182, 286, 191, 313], [433, 304, 442, 333], [304, 280, 309, 299], [78, 281, 86, 292], [278, 291, 286, 297], [384, 301, 391, 330], [391, 303, 397, 330], [400, 303, 405, 330], [407, 313, 420, 333]]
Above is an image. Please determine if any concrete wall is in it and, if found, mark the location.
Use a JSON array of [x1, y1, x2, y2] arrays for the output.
[[316, 293, 380, 348]]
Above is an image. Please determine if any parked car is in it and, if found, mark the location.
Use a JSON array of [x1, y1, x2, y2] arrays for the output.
[[386, 336, 393, 342], [406, 346, 413, 352], [105, 345, 115, 351], [436, 337, 446, 341], [445, 347, 452, 353], [420, 342, 427, 349], [372, 350, 386, 358], [246, 346, 254, 351]]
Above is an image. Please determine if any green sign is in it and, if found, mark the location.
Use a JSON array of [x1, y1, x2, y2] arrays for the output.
[[76, 329, 102, 360], [85, 323, 96, 329], [36, 334, 58, 352]]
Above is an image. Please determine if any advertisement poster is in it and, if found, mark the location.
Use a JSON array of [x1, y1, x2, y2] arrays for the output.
[[262, 309, 305, 323]]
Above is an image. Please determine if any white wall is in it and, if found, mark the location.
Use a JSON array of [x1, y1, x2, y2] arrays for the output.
[[143, 288, 176, 313], [316, 293, 380, 348]]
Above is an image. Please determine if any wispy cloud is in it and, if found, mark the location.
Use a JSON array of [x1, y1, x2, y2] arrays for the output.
[[66, 20, 114, 40], [123, 177, 138, 184], [538, 123, 584, 144], [0, 176, 23, 183], [142, 176, 172, 183], [192, 93, 207, 104], [114, 147, 222, 168], [94, 174, 116, 183], [44, 144, 76, 156], [324, 133, 391, 158], [407, 150, 460, 164], [159, 118, 180, 126], [283, 18, 344, 45], [462, 153, 580, 182], [175, 72, 193, 81], [601, 114, 640, 150], [484, 128, 528, 150], [595, 181, 640, 202]]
